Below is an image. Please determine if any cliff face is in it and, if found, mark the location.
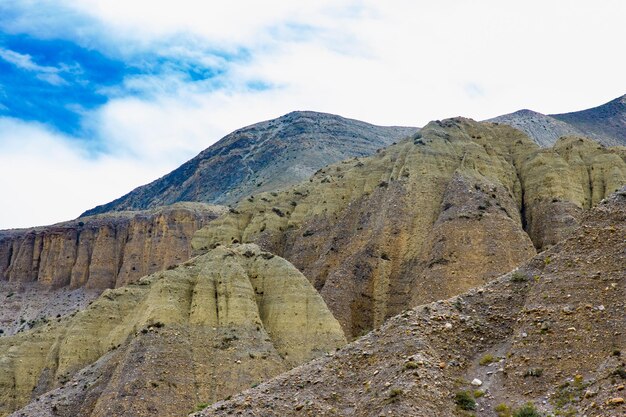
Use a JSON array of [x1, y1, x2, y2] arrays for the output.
[[1, 244, 346, 417], [192, 118, 626, 339], [200, 187, 626, 417], [82, 111, 417, 216], [0, 203, 226, 290]]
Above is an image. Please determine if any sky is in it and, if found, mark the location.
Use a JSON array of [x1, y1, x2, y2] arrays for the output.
[[0, 1, 625, 229]]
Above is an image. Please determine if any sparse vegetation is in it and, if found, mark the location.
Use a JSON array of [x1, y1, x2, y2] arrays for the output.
[[404, 361, 419, 370], [194, 402, 209, 412], [455, 391, 476, 411], [495, 403, 512, 417], [512, 403, 541, 417], [511, 271, 528, 282], [389, 387, 403, 398], [479, 354, 495, 366]]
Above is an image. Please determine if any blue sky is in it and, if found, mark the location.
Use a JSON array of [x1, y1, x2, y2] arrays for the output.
[[0, 0, 625, 228]]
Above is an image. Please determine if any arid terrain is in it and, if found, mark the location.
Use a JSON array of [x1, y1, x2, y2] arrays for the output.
[[0, 96, 625, 417]]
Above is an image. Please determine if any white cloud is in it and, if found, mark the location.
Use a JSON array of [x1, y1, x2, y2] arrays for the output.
[[0, 118, 180, 228], [1, 0, 625, 228], [0, 47, 69, 85]]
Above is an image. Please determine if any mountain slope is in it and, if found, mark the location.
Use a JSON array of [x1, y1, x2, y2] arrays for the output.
[[191, 118, 626, 339], [82, 111, 417, 216], [1, 244, 346, 417], [489, 94, 626, 147], [487, 109, 583, 147], [200, 187, 626, 417], [551, 94, 626, 146]]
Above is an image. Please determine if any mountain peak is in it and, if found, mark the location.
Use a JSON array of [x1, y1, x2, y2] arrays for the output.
[[81, 112, 417, 216]]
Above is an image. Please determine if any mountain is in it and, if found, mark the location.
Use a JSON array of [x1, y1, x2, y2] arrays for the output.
[[191, 117, 626, 339], [81, 111, 417, 216], [1, 106, 625, 417], [489, 94, 626, 147], [1, 244, 346, 417], [199, 186, 626, 417]]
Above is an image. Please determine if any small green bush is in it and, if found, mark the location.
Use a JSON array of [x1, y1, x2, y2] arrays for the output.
[[495, 403, 512, 417], [479, 354, 495, 366], [513, 403, 541, 417], [511, 271, 528, 282], [389, 387, 403, 398], [454, 391, 476, 411], [194, 402, 209, 412]]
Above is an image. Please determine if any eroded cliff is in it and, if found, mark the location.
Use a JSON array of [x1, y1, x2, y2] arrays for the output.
[[199, 187, 626, 417], [0, 203, 226, 290], [1, 244, 346, 417], [191, 118, 626, 338]]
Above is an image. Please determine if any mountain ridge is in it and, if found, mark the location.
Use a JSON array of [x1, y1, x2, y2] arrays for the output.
[[81, 111, 417, 216], [489, 94, 626, 147]]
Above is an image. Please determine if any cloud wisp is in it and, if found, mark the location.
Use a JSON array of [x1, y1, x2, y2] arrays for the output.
[[0, 1, 625, 228]]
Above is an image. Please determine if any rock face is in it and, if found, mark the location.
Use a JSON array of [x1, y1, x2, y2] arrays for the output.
[[82, 111, 417, 216], [488, 109, 583, 147], [0, 203, 226, 290], [1, 244, 346, 417], [490, 93, 626, 147], [199, 187, 626, 417], [192, 118, 626, 338]]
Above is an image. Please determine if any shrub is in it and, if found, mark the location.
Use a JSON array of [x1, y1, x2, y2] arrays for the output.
[[495, 403, 512, 417], [513, 403, 541, 417], [194, 402, 209, 412], [511, 271, 528, 282], [455, 391, 476, 411], [389, 387, 403, 398], [479, 354, 495, 366]]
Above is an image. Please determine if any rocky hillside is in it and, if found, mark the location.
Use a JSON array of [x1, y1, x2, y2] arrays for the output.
[[1, 244, 346, 417], [487, 109, 583, 147], [0, 203, 226, 290], [82, 111, 417, 216], [551, 94, 626, 146], [191, 118, 626, 339], [490, 94, 626, 147], [199, 186, 626, 417], [0, 203, 225, 337]]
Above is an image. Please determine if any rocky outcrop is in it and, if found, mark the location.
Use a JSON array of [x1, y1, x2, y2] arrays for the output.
[[488, 109, 583, 147], [199, 187, 626, 417], [192, 118, 626, 338], [82, 111, 417, 216], [490, 93, 626, 147], [0, 203, 226, 290], [1, 244, 346, 417]]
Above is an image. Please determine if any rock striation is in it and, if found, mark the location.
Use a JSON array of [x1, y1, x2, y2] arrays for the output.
[[192, 118, 626, 339], [199, 187, 626, 417], [0, 203, 226, 290], [1, 244, 346, 417], [82, 111, 417, 216]]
